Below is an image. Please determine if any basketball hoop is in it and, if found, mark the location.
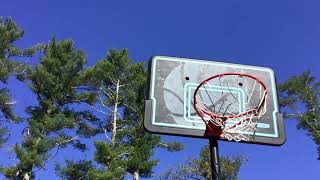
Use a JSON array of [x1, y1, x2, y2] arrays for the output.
[[193, 72, 267, 142]]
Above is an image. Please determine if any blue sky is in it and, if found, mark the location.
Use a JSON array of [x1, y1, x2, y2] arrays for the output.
[[1, 0, 320, 179]]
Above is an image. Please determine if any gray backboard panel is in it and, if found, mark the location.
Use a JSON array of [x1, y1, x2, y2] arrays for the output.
[[144, 56, 285, 145]]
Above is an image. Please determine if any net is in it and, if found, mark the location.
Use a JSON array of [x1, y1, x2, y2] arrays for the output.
[[193, 73, 267, 142]]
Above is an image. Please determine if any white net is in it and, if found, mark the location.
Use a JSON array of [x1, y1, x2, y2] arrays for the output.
[[194, 73, 267, 142]]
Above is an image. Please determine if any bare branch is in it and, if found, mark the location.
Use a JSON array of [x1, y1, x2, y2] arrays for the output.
[[158, 142, 169, 147], [99, 88, 114, 99], [106, 86, 116, 95], [306, 121, 320, 133], [98, 95, 113, 112], [119, 81, 134, 88], [103, 128, 112, 142], [284, 113, 303, 118], [286, 112, 320, 133], [32, 147, 60, 173], [86, 104, 111, 115], [123, 103, 137, 113], [55, 136, 78, 147], [107, 73, 117, 85], [114, 147, 134, 160], [5, 101, 17, 105], [72, 97, 89, 103], [32, 136, 78, 174]]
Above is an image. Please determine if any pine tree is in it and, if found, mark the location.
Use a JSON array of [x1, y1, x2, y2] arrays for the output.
[[81, 49, 144, 179], [160, 145, 247, 180], [1, 38, 97, 179], [0, 17, 42, 148], [278, 71, 320, 159], [122, 61, 183, 179], [57, 49, 182, 180]]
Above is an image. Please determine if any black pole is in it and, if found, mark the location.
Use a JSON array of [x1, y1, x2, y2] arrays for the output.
[[209, 138, 220, 180]]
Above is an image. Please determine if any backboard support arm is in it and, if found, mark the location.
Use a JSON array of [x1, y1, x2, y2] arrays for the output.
[[209, 138, 220, 180]]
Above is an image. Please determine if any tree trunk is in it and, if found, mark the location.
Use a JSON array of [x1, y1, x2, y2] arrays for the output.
[[16, 168, 31, 180], [133, 171, 139, 180], [23, 172, 30, 180], [111, 80, 120, 143]]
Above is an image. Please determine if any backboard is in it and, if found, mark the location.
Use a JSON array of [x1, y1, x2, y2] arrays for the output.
[[144, 56, 285, 145]]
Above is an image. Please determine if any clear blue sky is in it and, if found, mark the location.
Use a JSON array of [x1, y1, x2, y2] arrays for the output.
[[1, 0, 320, 179]]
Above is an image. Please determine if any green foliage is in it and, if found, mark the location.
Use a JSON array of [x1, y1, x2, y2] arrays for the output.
[[125, 123, 160, 178], [28, 38, 86, 106], [0, 88, 19, 122], [87, 168, 122, 180], [220, 156, 246, 180], [278, 71, 320, 159], [0, 17, 24, 122], [2, 38, 99, 179], [0, 17, 42, 83], [87, 49, 165, 178], [0, 127, 7, 148], [195, 145, 246, 180], [160, 145, 247, 180], [0, 17, 24, 83], [72, 140, 87, 151], [81, 49, 146, 111], [55, 160, 94, 180], [56, 160, 123, 180], [0, 17, 42, 148], [115, 49, 183, 178], [58, 49, 182, 179], [158, 142, 184, 152], [94, 141, 128, 168], [93, 141, 128, 178], [56, 145, 128, 180]]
